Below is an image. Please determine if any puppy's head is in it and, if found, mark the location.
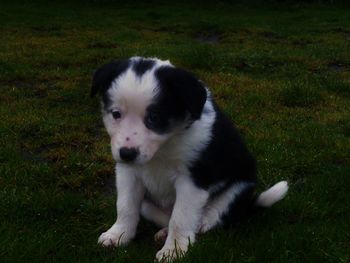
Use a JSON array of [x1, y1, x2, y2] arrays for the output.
[[91, 57, 207, 164]]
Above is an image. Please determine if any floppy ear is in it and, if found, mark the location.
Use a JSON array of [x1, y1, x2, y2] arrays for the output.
[[90, 59, 130, 97], [156, 67, 207, 120]]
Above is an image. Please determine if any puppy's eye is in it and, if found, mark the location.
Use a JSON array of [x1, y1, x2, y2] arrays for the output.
[[112, 110, 121, 119], [147, 112, 160, 125], [145, 108, 169, 133]]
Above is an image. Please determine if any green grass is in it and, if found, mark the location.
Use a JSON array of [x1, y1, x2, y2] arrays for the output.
[[0, 1, 349, 262]]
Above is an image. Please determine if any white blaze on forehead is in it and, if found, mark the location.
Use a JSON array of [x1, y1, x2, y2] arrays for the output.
[[105, 57, 173, 113], [106, 68, 159, 113]]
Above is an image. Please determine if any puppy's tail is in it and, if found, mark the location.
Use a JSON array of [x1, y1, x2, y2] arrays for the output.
[[255, 181, 289, 207]]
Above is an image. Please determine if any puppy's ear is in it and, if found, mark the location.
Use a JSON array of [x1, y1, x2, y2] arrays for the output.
[[156, 67, 207, 120], [91, 59, 130, 97]]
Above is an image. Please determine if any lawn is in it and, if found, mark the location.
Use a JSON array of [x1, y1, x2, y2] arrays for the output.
[[0, 0, 349, 262]]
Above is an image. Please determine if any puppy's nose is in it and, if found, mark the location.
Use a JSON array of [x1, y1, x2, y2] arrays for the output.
[[119, 147, 139, 162]]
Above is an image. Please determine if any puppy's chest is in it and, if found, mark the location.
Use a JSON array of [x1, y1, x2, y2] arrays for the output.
[[138, 162, 181, 208]]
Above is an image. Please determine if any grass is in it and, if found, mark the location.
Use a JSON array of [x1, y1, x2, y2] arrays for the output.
[[0, 0, 349, 262]]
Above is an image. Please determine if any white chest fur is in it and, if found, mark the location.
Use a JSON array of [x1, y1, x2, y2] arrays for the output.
[[136, 160, 179, 208]]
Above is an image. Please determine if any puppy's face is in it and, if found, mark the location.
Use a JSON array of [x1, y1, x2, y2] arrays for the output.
[[91, 57, 207, 164]]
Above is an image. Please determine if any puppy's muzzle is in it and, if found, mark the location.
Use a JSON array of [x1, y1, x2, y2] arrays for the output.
[[119, 147, 139, 162]]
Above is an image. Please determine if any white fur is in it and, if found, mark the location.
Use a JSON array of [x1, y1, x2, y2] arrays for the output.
[[155, 175, 209, 261], [98, 164, 145, 246], [255, 181, 289, 207]]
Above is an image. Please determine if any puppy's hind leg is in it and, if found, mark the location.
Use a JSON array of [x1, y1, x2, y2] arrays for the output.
[[154, 227, 168, 244], [140, 200, 171, 244], [199, 182, 255, 233], [140, 200, 170, 228]]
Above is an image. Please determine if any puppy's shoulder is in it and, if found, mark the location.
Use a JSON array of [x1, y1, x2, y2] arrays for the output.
[[188, 101, 257, 191]]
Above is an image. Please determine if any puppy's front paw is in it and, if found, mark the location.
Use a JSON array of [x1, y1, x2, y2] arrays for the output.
[[199, 217, 210, 234], [156, 241, 188, 262], [98, 225, 132, 247]]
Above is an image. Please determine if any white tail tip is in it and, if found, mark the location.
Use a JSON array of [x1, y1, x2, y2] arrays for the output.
[[255, 181, 289, 207]]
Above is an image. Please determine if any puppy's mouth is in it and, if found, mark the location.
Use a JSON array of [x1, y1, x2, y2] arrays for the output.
[[115, 152, 153, 165]]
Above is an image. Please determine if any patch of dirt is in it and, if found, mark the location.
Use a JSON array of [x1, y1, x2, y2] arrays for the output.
[[33, 88, 48, 98], [235, 59, 251, 71], [30, 26, 63, 36], [46, 96, 74, 108], [99, 172, 115, 196], [57, 165, 116, 196], [20, 148, 49, 163], [31, 25, 61, 33], [328, 61, 350, 72], [195, 33, 220, 44], [291, 38, 315, 47], [333, 27, 350, 37], [258, 31, 286, 41], [153, 25, 185, 34], [145, 11, 163, 20], [11, 80, 34, 89], [34, 143, 61, 154], [87, 42, 118, 49], [85, 124, 104, 139], [20, 141, 61, 164], [38, 55, 108, 70], [5, 80, 50, 98], [19, 125, 45, 140], [19, 124, 63, 163]]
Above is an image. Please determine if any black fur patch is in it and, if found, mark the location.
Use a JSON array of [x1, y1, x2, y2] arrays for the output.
[[189, 102, 257, 191], [188, 104, 257, 224], [145, 66, 207, 134], [144, 104, 174, 134], [221, 183, 257, 226], [91, 60, 130, 108], [155, 66, 207, 121], [132, 58, 155, 77]]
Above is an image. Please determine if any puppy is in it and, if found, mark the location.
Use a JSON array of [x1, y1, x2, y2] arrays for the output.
[[91, 57, 288, 261]]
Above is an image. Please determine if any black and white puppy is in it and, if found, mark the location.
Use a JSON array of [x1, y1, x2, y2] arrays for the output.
[[91, 57, 288, 261]]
